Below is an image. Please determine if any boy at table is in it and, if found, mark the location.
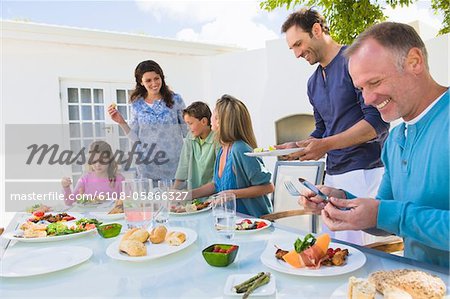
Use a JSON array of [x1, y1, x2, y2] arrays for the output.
[[175, 101, 218, 190], [300, 22, 449, 268]]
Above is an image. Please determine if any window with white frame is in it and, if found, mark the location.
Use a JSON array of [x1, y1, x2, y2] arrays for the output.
[[60, 80, 134, 183]]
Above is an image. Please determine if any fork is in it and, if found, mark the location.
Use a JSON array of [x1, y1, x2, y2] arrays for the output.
[[283, 181, 301, 197]]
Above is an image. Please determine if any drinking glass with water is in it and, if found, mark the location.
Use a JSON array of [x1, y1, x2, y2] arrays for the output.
[[153, 179, 175, 224], [212, 193, 236, 240]]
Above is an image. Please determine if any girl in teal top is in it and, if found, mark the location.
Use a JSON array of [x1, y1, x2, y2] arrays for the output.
[[192, 95, 274, 217]]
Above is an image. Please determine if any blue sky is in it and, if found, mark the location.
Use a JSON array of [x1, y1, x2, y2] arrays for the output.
[[1, 0, 443, 49]]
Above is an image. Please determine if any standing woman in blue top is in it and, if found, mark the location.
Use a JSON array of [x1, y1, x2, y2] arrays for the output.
[[108, 60, 187, 179], [192, 95, 274, 218]]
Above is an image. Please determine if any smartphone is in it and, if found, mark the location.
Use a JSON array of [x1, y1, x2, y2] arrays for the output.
[[298, 178, 329, 202]]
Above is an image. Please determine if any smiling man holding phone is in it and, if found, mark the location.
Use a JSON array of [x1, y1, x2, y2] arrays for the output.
[[300, 22, 449, 268]]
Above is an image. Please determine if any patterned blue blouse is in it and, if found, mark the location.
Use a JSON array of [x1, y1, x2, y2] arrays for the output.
[[128, 93, 187, 179]]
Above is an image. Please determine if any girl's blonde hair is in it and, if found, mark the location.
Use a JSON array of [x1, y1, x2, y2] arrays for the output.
[[215, 94, 257, 149], [88, 140, 118, 187]]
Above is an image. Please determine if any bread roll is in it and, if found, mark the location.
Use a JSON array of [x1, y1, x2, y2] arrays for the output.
[[369, 269, 446, 299], [119, 240, 147, 257], [122, 228, 149, 243], [122, 228, 138, 241], [149, 225, 167, 244], [347, 276, 376, 299], [166, 231, 186, 246]]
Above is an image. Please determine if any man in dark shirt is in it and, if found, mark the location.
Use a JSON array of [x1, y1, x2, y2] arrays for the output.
[[278, 8, 389, 244]]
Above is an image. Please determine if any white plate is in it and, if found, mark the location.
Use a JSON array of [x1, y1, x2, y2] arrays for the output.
[[0, 246, 92, 277], [2, 228, 95, 243], [91, 212, 125, 220], [169, 204, 212, 216], [106, 227, 197, 262], [224, 273, 276, 296], [245, 148, 304, 157], [260, 239, 366, 277], [235, 218, 271, 234]]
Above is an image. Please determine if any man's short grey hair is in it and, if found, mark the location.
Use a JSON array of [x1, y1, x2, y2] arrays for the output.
[[344, 22, 428, 71]]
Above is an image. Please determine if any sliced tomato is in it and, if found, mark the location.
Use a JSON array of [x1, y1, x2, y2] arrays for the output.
[[84, 223, 96, 230], [256, 221, 267, 229]]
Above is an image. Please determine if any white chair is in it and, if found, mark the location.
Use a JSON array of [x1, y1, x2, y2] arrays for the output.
[[261, 160, 325, 233]]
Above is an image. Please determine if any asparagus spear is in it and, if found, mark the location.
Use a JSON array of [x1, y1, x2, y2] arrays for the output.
[[242, 272, 271, 299], [234, 272, 265, 293]]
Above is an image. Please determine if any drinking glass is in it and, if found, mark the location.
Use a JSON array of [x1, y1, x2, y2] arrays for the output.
[[121, 179, 153, 229], [153, 179, 175, 224], [212, 192, 236, 240]]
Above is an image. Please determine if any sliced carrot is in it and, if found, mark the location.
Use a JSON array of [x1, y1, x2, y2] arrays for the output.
[[282, 250, 304, 268], [314, 233, 330, 256]]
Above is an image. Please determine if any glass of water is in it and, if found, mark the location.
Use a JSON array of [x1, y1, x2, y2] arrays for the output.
[[212, 192, 236, 240], [153, 179, 174, 224]]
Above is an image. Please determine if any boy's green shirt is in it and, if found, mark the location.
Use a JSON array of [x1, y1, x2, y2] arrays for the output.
[[175, 130, 218, 189]]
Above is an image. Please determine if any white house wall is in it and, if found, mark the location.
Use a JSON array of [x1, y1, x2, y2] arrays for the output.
[[3, 40, 208, 124]]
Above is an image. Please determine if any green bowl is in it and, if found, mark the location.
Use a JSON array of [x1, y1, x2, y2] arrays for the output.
[[97, 223, 122, 238], [202, 244, 239, 267]]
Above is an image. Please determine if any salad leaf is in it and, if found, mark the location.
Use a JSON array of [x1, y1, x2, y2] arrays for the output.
[[192, 199, 202, 205], [75, 218, 102, 227], [47, 222, 85, 235], [294, 233, 316, 253], [47, 222, 70, 235]]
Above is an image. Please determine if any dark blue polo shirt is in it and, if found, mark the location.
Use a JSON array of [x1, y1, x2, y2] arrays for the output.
[[307, 46, 389, 175]]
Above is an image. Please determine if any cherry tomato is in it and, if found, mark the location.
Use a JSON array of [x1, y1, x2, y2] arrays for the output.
[[33, 211, 45, 218]]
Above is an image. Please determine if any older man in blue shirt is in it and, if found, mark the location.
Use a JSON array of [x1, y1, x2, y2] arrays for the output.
[[301, 22, 449, 268], [279, 8, 389, 245]]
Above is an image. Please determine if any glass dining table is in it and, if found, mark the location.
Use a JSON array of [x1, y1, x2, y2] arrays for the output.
[[1, 210, 448, 298]]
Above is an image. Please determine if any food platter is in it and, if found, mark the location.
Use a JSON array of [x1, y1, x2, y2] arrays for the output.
[[2, 213, 97, 243], [260, 240, 366, 277], [245, 148, 304, 157], [106, 227, 197, 262], [0, 246, 92, 277], [234, 218, 271, 234], [169, 204, 212, 216]]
